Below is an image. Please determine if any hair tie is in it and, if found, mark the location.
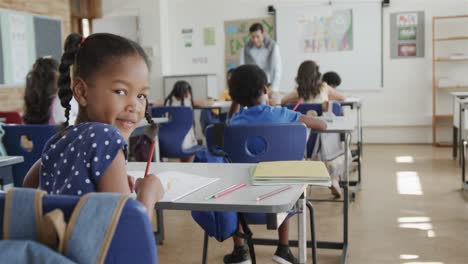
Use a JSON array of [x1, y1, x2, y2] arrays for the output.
[[80, 37, 86, 45]]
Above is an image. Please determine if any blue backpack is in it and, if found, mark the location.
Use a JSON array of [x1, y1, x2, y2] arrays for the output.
[[0, 188, 134, 264], [192, 123, 237, 241]]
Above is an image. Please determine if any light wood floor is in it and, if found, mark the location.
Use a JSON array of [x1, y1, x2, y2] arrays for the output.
[[155, 145, 468, 264]]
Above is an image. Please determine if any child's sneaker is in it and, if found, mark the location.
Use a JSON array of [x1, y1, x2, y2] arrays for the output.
[[272, 244, 299, 264], [223, 244, 251, 264]]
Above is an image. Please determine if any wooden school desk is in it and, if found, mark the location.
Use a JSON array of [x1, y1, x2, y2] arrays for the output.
[[0, 156, 24, 190], [311, 115, 356, 264], [126, 162, 327, 264]]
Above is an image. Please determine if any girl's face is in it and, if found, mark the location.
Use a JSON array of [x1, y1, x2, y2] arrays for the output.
[[74, 55, 149, 140]]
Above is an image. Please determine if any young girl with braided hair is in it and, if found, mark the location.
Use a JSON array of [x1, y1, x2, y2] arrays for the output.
[[23, 33, 164, 220]]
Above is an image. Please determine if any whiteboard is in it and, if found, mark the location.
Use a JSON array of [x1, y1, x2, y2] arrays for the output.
[[276, 2, 382, 91]]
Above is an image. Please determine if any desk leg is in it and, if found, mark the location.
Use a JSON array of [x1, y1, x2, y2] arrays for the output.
[[453, 126, 458, 160], [344, 134, 349, 247], [459, 105, 463, 166], [357, 104, 363, 158], [297, 192, 307, 264]]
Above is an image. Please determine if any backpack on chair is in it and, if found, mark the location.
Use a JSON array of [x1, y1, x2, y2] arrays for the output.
[[0, 188, 134, 264]]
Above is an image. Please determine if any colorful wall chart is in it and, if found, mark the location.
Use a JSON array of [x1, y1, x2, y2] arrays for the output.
[[390, 11, 425, 58], [299, 9, 353, 53]]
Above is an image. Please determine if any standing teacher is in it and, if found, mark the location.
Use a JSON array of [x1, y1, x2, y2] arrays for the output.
[[241, 22, 282, 99], [228, 23, 282, 117]]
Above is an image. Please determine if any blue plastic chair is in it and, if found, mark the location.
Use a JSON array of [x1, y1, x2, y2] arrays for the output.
[[151, 106, 205, 159], [285, 101, 342, 116], [206, 123, 307, 163], [0, 192, 157, 264], [2, 125, 57, 186], [204, 123, 318, 264]]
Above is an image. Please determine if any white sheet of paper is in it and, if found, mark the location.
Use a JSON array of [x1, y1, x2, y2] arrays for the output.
[[128, 170, 219, 202]]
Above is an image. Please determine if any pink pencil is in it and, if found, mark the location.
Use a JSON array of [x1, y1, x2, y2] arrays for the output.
[[292, 98, 304, 111], [256, 186, 292, 201], [213, 183, 247, 199]]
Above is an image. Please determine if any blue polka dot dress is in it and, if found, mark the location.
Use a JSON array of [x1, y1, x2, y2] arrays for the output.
[[39, 122, 127, 196]]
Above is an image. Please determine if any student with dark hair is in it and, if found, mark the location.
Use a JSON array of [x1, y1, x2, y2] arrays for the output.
[[23, 57, 78, 125], [164, 80, 213, 161], [281, 60, 345, 198], [23, 33, 164, 221], [224, 64, 326, 264], [281, 60, 345, 105], [322, 71, 342, 88], [219, 68, 235, 101]]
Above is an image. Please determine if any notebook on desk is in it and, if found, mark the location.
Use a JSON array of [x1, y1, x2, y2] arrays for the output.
[[128, 170, 219, 202], [251, 161, 331, 186]]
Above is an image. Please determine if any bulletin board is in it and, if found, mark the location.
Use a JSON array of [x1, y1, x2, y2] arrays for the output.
[[224, 17, 275, 71]]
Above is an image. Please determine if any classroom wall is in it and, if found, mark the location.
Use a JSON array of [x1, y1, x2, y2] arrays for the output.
[[102, 0, 468, 143], [0, 0, 71, 112], [101, 0, 165, 102]]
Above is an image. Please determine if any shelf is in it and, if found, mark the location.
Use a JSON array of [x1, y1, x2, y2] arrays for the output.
[[434, 115, 453, 125], [437, 85, 468, 90], [434, 15, 468, 20], [435, 58, 468, 62], [435, 36, 468, 41], [435, 142, 453, 147]]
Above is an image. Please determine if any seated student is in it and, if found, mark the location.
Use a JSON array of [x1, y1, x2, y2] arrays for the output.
[[281, 60, 346, 198], [164, 80, 212, 162], [200, 68, 234, 134], [23, 57, 79, 125], [219, 68, 234, 101], [225, 64, 326, 264], [281, 60, 345, 105], [23, 32, 164, 221], [322, 71, 342, 89]]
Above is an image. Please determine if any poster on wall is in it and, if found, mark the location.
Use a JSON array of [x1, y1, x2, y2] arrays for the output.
[[299, 9, 353, 53], [9, 13, 29, 84], [204, 27, 215, 46], [390, 11, 425, 58], [224, 17, 275, 71], [181, 28, 193, 48]]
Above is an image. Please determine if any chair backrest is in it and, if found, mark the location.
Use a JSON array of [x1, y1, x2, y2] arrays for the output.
[[206, 123, 307, 163], [2, 125, 57, 186], [285, 102, 342, 116], [0, 112, 22, 124], [0, 193, 157, 264], [151, 106, 194, 158]]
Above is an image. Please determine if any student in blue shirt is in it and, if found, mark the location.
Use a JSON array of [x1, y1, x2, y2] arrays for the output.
[[225, 64, 326, 264]]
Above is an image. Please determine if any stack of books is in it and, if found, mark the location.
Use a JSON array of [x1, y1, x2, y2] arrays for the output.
[[251, 161, 331, 187]]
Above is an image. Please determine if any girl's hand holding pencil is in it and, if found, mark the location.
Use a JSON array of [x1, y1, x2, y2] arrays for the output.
[[135, 140, 165, 205]]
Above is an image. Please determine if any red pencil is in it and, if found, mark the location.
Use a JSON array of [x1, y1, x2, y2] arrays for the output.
[[292, 98, 304, 111], [144, 140, 156, 177]]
